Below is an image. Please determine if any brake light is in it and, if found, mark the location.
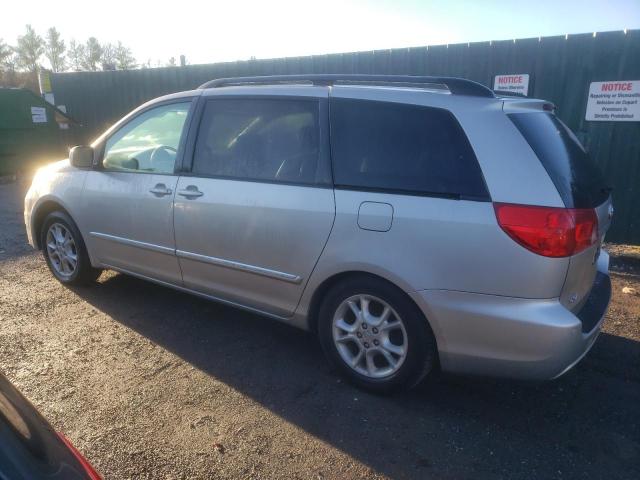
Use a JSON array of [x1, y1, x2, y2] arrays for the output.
[[494, 203, 598, 257], [56, 432, 102, 480]]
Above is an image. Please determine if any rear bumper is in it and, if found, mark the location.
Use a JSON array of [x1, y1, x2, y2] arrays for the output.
[[410, 260, 611, 380]]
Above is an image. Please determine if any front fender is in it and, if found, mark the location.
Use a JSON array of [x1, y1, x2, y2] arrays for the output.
[[25, 167, 88, 249]]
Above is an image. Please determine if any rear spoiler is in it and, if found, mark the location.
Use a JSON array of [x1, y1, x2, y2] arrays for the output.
[[501, 98, 556, 113]]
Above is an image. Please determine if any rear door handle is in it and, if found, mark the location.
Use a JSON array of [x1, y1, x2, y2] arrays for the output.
[[177, 185, 204, 199], [149, 183, 173, 197]]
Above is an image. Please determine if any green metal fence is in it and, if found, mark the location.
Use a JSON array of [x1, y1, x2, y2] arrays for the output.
[[50, 30, 640, 243]]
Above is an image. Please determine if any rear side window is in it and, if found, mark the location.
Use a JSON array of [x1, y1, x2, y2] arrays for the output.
[[329, 98, 489, 200], [508, 113, 609, 208], [193, 98, 329, 185]]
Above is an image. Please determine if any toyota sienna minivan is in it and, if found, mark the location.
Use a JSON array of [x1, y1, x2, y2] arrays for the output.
[[25, 75, 613, 392]]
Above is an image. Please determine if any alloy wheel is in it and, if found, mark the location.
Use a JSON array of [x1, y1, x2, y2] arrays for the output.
[[332, 294, 408, 378], [46, 223, 78, 278]]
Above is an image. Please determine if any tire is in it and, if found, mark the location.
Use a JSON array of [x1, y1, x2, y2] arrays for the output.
[[318, 275, 438, 393], [40, 211, 102, 286]]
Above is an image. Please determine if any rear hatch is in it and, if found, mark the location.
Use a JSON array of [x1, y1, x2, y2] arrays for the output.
[[506, 109, 612, 313]]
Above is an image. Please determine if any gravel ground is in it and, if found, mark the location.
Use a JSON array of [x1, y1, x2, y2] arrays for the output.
[[1, 179, 639, 480]]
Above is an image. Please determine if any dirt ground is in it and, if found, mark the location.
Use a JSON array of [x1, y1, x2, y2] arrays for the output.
[[1, 179, 639, 480]]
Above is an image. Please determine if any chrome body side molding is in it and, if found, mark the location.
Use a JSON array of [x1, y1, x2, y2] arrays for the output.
[[176, 249, 302, 284], [90, 232, 302, 284]]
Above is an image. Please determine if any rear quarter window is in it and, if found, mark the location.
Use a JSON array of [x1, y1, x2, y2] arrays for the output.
[[329, 98, 490, 200], [508, 113, 609, 208]]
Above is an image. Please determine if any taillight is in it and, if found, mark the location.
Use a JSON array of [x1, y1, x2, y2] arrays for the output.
[[494, 203, 598, 257], [56, 432, 102, 480]]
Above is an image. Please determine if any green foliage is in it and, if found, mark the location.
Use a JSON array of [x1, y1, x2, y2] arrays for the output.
[[67, 40, 84, 72], [0, 39, 12, 68], [82, 37, 102, 71], [3, 26, 139, 73], [45, 27, 66, 72], [115, 42, 136, 70], [0, 38, 17, 86], [14, 25, 44, 73]]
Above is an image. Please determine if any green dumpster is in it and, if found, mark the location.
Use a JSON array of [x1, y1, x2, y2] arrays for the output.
[[0, 88, 77, 176]]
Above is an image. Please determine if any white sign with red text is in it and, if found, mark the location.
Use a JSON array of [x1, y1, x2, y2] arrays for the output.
[[494, 74, 529, 96], [586, 81, 640, 121]]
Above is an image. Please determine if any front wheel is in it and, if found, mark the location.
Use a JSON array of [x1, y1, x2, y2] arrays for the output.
[[41, 211, 102, 285], [318, 275, 438, 393]]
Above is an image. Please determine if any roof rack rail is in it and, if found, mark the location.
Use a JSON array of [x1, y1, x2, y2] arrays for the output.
[[198, 74, 495, 98]]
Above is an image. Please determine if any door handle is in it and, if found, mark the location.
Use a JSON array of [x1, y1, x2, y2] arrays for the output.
[[149, 183, 173, 197], [177, 185, 204, 199]]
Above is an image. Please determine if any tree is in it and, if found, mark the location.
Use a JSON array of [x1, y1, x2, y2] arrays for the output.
[[115, 42, 136, 70], [0, 39, 15, 85], [0, 38, 12, 70], [44, 27, 66, 72], [101, 43, 116, 70], [67, 40, 84, 71], [167, 56, 176, 67], [82, 37, 102, 71], [14, 24, 44, 72]]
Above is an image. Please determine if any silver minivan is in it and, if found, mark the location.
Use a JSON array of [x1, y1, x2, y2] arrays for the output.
[[25, 75, 613, 392]]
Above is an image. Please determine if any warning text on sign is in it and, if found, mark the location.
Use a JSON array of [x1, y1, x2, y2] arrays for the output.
[[586, 81, 640, 121], [494, 74, 529, 96]]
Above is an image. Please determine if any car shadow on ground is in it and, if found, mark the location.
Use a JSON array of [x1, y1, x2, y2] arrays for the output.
[[74, 272, 640, 479]]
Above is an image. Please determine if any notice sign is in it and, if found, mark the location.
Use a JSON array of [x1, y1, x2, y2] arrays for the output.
[[586, 81, 640, 121], [31, 106, 47, 123], [494, 74, 529, 96]]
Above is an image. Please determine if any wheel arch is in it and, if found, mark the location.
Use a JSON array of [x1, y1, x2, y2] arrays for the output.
[[306, 270, 437, 345], [31, 198, 76, 250]]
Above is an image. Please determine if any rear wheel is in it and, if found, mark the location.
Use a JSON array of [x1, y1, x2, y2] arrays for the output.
[[318, 275, 437, 393], [41, 211, 102, 285]]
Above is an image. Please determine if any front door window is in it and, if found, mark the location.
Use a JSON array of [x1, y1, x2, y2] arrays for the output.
[[102, 102, 191, 174]]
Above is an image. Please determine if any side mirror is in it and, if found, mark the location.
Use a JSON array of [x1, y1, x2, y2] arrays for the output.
[[69, 146, 94, 169]]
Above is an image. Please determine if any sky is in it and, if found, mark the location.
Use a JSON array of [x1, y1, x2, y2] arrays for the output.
[[2, 0, 640, 68]]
